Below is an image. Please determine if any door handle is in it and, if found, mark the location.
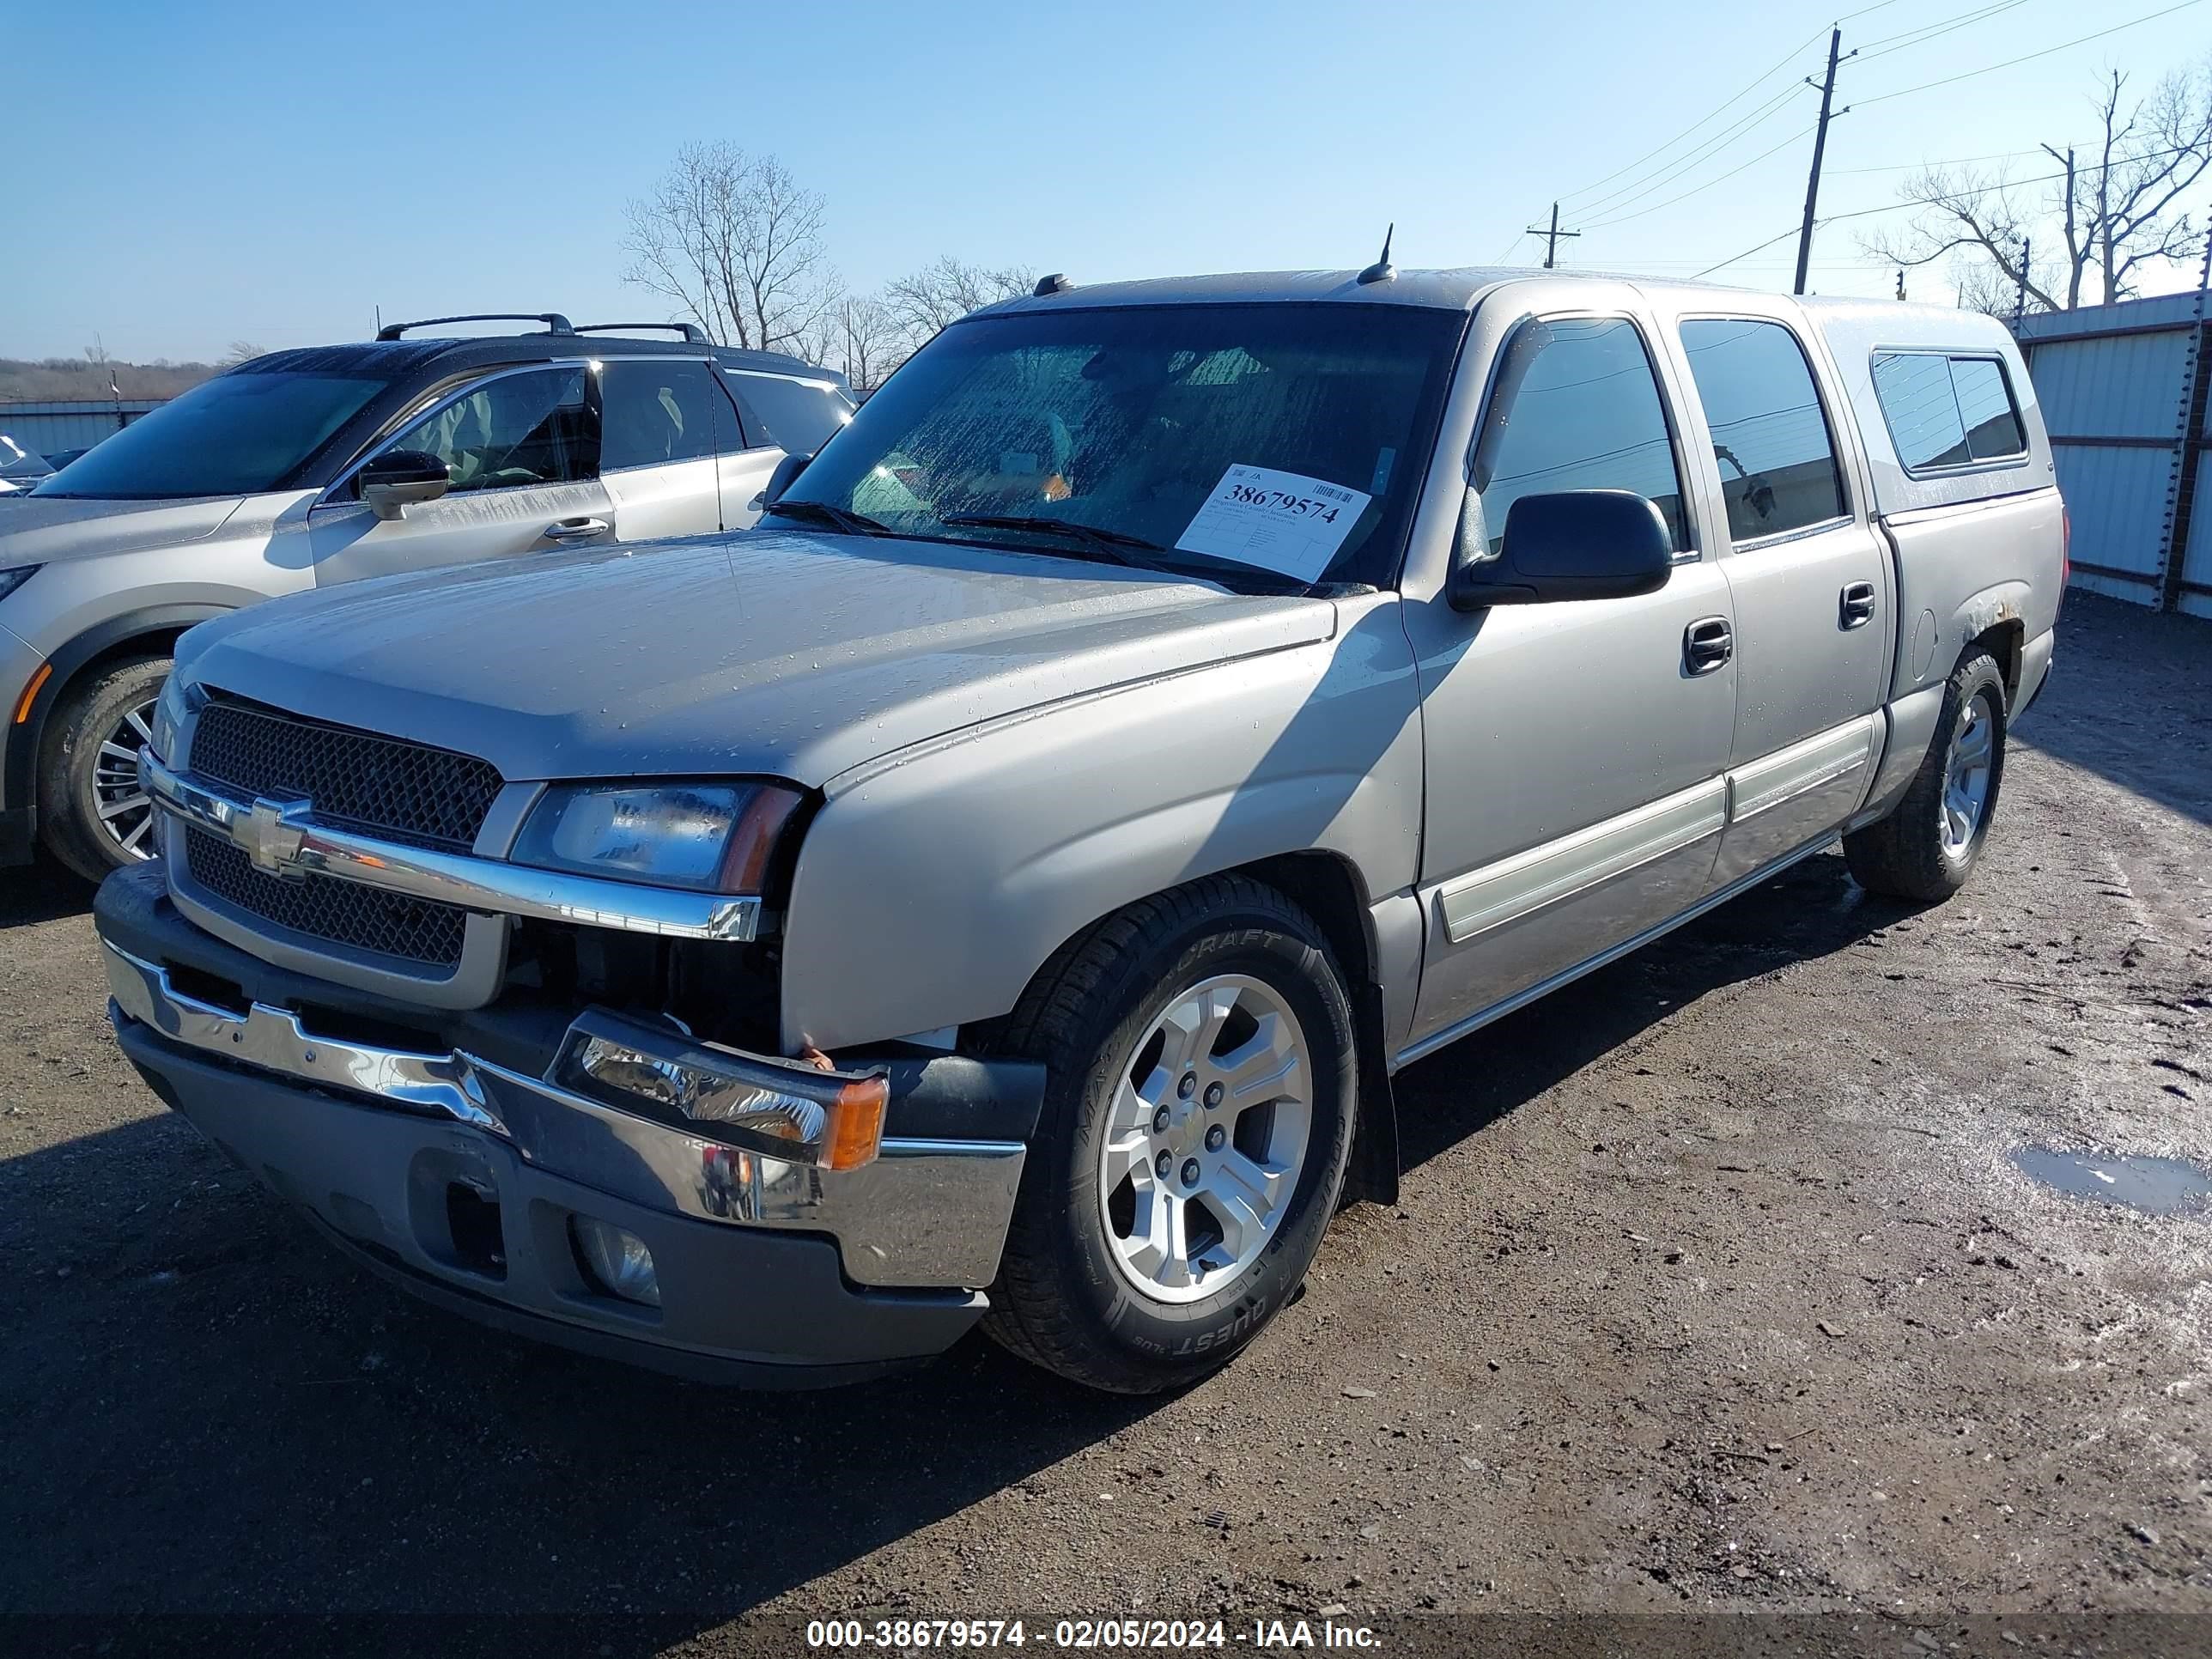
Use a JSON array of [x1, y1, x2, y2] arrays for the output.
[[1684, 616, 1733, 674], [1839, 580, 1877, 629], [543, 517, 611, 543]]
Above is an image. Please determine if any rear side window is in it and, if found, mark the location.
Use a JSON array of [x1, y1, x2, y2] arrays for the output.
[[1472, 317, 1689, 555], [1678, 319, 1846, 542], [725, 369, 853, 456], [1870, 351, 2027, 472], [600, 360, 718, 470]]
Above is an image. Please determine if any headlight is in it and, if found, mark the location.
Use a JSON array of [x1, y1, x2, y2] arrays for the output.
[[511, 781, 802, 892], [0, 565, 39, 605], [150, 672, 191, 761]]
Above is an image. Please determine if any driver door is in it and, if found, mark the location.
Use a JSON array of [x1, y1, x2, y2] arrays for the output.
[[307, 363, 613, 586], [1401, 310, 1738, 1049]]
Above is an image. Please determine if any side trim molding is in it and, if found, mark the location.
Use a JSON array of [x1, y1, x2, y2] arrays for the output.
[[1436, 777, 1727, 945], [1727, 715, 1877, 823]]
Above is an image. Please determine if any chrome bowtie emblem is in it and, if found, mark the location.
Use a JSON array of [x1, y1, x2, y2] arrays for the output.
[[240, 798, 308, 879]]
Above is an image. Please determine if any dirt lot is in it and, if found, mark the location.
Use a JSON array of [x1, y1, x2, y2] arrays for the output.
[[3, 593, 2209, 1655]]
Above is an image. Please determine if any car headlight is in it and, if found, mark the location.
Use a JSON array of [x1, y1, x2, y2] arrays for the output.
[[150, 672, 191, 761], [0, 565, 39, 605], [511, 781, 802, 892]]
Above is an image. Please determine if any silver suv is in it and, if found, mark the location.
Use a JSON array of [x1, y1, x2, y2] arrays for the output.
[[95, 269, 2063, 1392], [0, 313, 852, 878]]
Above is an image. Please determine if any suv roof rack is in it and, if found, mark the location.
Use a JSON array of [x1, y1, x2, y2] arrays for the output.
[[375, 313, 575, 342], [574, 322, 710, 344]]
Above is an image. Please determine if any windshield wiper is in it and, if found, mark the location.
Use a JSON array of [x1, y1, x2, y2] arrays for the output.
[[763, 498, 895, 537], [937, 513, 1170, 569]]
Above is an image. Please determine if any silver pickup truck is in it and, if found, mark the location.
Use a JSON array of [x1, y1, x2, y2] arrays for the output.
[[94, 267, 2063, 1392]]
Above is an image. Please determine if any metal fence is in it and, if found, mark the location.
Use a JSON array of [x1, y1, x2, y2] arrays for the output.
[[0, 398, 166, 458], [2017, 289, 2212, 617]]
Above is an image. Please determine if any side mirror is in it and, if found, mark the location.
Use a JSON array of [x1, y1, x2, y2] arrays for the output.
[[1449, 489, 1674, 610], [359, 449, 451, 521], [763, 449, 811, 506]]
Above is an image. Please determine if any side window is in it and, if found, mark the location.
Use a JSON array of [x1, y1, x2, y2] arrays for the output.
[[725, 369, 854, 457], [1678, 319, 1845, 541], [374, 367, 597, 495], [1951, 357, 2026, 460], [1869, 351, 2027, 473], [1472, 317, 1688, 555], [1870, 352, 1969, 471], [599, 360, 719, 471]]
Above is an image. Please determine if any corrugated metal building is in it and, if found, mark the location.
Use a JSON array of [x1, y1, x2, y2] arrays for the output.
[[2017, 290, 2212, 616], [0, 399, 166, 459]]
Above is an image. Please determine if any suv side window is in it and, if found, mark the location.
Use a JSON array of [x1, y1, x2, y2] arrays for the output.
[[1678, 319, 1846, 541], [724, 368, 854, 457], [374, 366, 598, 495], [1869, 351, 2027, 473], [1473, 317, 1689, 555], [600, 360, 719, 471]]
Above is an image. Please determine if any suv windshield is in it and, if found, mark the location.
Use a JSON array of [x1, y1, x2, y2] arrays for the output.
[[33, 368, 392, 499], [782, 302, 1463, 588]]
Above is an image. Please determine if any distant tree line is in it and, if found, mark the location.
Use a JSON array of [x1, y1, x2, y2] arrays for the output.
[[0, 349, 220, 404], [623, 141, 1034, 388]]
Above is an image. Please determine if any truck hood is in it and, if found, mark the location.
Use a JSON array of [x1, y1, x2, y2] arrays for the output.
[[178, 530, 1339, 788], [0, 494, 250, 564]]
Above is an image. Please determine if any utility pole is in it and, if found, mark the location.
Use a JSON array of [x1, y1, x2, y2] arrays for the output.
[[1793, 27, 1854, 295], [1525, 202, 1580, 270], [2013, 239, 2032, 327]]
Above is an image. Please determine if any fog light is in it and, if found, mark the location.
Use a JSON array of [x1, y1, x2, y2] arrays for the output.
[[570, 1215, 660, 1307]]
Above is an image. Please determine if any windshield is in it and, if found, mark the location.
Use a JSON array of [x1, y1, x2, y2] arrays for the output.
[[0, 434, 51, 481], [32, 368, 391, 499], [782, 302, 1462, 588]]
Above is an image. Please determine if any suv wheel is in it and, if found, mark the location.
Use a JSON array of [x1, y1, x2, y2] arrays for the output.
[[984, 875, 1358, 1393], [39, 654, 169, 881]]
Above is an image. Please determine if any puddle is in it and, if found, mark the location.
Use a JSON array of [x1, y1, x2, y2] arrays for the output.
[[2011, 1147, 2212, 1216]]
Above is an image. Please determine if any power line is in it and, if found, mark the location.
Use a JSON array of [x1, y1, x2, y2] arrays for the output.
[[1557, 25, 1830, 206], [1571, 80, 1808, 222], [1855, 0, 2205, 107], [1581, 124, 1817, 230], [1854, 0, 2033, 61]]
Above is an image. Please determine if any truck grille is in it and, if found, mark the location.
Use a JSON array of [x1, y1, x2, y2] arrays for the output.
[[184, 829, 469, 969], [188, 698, 504, 853]]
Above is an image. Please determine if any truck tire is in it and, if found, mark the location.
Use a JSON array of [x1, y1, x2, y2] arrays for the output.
[[39, 653, 170, 882], [983, 875, 1358, 1393], [1844, 649, 2007, 903]]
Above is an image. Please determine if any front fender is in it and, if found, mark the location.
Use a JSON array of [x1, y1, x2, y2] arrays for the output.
[[778, 595, 1423, 1053]]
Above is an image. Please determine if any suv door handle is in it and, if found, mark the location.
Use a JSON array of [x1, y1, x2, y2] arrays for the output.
[[1685, 616, 1733, 674], [1839, 580, 1877, 629], [543, 517, 611, 542]]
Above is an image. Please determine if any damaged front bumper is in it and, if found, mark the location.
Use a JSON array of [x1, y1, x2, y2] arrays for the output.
[[95, 864, 1043, 1386]]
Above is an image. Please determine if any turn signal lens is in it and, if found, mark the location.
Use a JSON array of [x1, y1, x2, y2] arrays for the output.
[[556, 1015, 889, 1171]]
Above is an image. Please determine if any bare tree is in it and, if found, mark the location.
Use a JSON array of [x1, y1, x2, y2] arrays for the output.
[[1864, 62, 2212, 310], [219, 341, 267, 367], [882, 256, 1035, 345], [830, 295, 906, 392], [623, 143, 842, 352]]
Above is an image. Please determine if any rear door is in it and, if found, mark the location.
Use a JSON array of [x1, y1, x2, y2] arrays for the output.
[[598, 357, 726, 539], [715, 366, 855, 530], [1659, 307, 1892, 882], [307, 362, 613, 585]]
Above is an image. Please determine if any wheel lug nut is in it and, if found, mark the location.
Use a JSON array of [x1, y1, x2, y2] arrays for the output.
[[1155, 1151, 1173, 1179], [1203, 1082, 1224, 1109], [1181, 1158, 1201, 1187], [1177, 1072, 1197, 1100], [1152, 1105, 1170, 1133], [1205, 1125, 1225, 1152]]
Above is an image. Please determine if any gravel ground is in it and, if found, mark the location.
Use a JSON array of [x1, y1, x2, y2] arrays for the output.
[[2, 593, 2208, 1656]]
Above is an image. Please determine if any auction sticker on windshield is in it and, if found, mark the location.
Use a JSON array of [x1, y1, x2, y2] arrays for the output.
[[1175, 465, 1371, 583]]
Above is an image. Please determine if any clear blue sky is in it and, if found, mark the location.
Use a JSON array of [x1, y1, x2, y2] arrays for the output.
[[5, 0, 2208, 362]]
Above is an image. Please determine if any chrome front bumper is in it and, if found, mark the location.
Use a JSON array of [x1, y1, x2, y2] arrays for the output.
[[104, 941, 1024, 1291]]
